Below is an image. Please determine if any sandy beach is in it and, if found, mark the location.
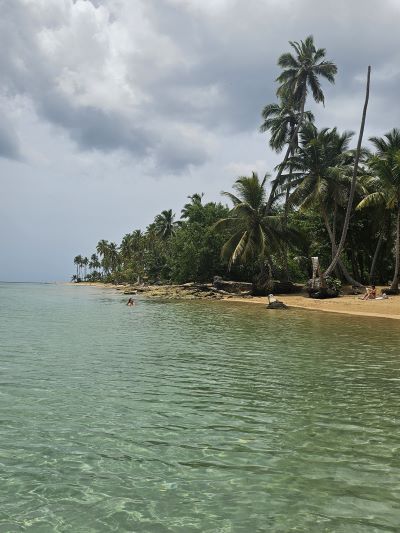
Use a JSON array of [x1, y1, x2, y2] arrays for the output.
[[228, 292, 400, 320], [68, 282, 400, 321]]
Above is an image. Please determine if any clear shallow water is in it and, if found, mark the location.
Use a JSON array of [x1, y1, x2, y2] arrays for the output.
[[1, 283, 400, 532]]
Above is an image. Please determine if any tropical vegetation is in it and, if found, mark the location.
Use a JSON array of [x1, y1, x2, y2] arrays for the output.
[[72, 37, 400, 293]]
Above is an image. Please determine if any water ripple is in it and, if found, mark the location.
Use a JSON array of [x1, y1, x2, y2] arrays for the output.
[[1, 283, 400, 531]]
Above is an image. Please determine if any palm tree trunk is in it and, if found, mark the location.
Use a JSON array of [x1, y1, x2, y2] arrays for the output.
[[266, 91, 306, 214], [282, 162, 293, 281], [390, 205, 400, 291], [331, 202, 341, 279], [253, 257, 272, 295], [324, 66, 371, 278], [322, 208, 360, 286], [369, 229, 384, 283]]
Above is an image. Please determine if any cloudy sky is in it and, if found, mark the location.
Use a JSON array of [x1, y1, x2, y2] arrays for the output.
[[1, 0, 399, 281]]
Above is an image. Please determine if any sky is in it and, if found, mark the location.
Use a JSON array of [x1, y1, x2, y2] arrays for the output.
[[1, 0, 400, 281]]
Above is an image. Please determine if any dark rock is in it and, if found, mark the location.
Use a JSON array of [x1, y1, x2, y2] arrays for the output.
[[307, 278, 340, 298], [382, 287, 399, 295], [309, 289, 339, 299], [266, 301, 288, 309]]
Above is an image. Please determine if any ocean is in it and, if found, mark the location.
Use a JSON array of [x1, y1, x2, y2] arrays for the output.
[[1, 282, 400, 531]]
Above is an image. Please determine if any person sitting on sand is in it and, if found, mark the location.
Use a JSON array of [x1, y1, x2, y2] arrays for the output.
[[127, 298, 135, 306], [361, 285, 376, 300]]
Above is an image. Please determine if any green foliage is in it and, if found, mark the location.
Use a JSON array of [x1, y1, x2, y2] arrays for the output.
[[167, 201, 230, 282], [71, 38, 400, 290], [326, 277, 342, 292]]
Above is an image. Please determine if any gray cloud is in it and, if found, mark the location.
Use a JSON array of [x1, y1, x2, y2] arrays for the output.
[[0, 121, 21, 161], [2, 0, 400, 172], [2, 0, 400, 281]]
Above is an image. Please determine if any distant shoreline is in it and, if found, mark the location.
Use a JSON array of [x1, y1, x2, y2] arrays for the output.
[[66, 282, 400, 321]]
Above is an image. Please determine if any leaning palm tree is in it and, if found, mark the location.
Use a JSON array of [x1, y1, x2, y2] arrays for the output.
[[266, 35, 337, 211], [154, 209, 178, 240], [323, 66, 371, 280], [215, 172, 297, 292], [357, 129, 400, 291]]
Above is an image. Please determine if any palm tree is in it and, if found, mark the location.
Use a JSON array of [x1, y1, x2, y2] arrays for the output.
[[357, 129, 400, 291], [181, 193, 204, 220], [108, 242, 120, 273], [73, 254, 83, 280], [154, 209, 178, 240], [288, 123, 360, 285], [215, 172, 298, 292], [261, 93, 314, 278], [87, 253, 101, 280], [73, 255, 80, 280], [120, 233, 136, 264], [266, 35, 337, 211], [261, 94, 314, 153], [96, 239, 110, 275], [82, 257, 88, 280], [89, 253, 100, 271]]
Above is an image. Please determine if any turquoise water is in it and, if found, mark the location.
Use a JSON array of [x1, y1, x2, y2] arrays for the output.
[[1, 283, 400, 532]]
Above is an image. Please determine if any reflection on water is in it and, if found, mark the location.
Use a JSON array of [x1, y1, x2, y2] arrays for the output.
[[0, 283, 400, 532]]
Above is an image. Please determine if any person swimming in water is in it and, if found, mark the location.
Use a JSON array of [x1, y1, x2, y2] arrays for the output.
[[127, 298, 135, 306]]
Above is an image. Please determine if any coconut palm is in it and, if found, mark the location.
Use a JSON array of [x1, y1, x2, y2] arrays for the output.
[[82, 257, 88, 280], [154, 209, 178, 240], [73, 254, 84, 280], [357, 129, 400, 291], [120, 233, 136, 264], [266, 35, 337, 211], [181, 193, 204, 220], [215, 172, 298, 291], [73, 255, 80, 279], [288, 123, 360, 284], [107, 242, 120, 273], [261, 93, 314, 278], [89, 253, 100, 271], [96, 239, 110, 274], [261, 94, 314, 153]]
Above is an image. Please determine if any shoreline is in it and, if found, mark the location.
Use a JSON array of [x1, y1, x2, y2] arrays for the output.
[[66, 282, 400, 321]]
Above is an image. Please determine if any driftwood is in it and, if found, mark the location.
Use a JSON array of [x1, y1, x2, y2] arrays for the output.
[[213, 277, 253, 293], [272, 281, 302, 294]]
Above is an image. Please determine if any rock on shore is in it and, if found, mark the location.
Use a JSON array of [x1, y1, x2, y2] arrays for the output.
[[121, 282, 252, 300]]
